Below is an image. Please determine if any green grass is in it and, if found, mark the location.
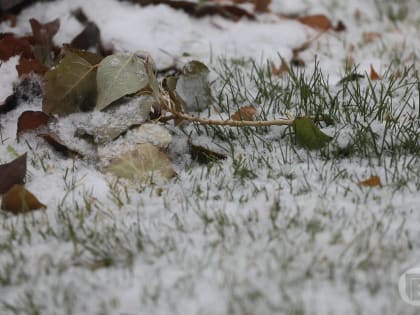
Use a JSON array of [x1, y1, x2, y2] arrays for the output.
[[1, 56, 420, 314]]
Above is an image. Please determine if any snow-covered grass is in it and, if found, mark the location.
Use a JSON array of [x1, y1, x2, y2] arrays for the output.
[[1, 0, 420, 314]]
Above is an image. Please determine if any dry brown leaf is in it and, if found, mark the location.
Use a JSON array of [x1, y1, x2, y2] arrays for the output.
[[363, 32, 382, 44], [370, 65, 380, 80], [231, 105, 257, 121], [0, 153, 27, 194], [359, 175, 382, 188], [17, 111, 51, 137], [253, 0, 271, 13], [297, 14, 333, 31], [16, 57, 48, 77], [271, 60, 289, 76], [1, 184, 46, 214]]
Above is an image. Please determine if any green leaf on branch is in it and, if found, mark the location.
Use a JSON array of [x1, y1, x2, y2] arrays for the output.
[[43, 51, 98, 115], [96, 53, 151, 110], [293, 117, 332, 150]]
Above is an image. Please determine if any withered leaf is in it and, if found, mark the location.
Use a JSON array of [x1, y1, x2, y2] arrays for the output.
[[0, 93, 17, 114], [271, 60, 289, 76], [62, 45, 103, 65], [1, 184, 46, 214], [38, 133, 82, 158], [0, 34, 33, 61], [370, 65, 380, 80], [297, 14, 333, 31], [253, 0, 271, 13], [17, 111, 51, 137], [29, 18, 60, 46], [0, 153, 27, 194], [231, 105, 257, 121], [359, 175, 382, 188], [363, 32, 382, 44], [71, 21, 101, 51], [16, 57, 48, 77], [96, 53, 150, 110], [189, 141, 227, 164], [104, 143, 176, 184], [43, 51, 98, 115]]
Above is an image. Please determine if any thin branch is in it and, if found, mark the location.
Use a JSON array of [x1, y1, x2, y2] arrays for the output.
[[171, 111, 294, 127]]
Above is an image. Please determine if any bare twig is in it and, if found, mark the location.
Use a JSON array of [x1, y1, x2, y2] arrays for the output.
[[169, 111, 294, 127]]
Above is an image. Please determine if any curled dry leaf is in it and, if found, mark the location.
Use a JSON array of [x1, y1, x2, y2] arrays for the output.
[[189, 141, 227, 164], [363, 32, 382, 43], [1, 184, 46, 214], [0, 34, 33, 61], [17, 110, 51, 137], [297, 14, 333, 31], [0, 92, 17, 114], [271, 60, 289, 76], [0, 153, 27, 194], [358, 175, 382, 188], [231, 105, 258, 121], [103, 143, 176, 184], [71, 21, 101, 51], [16, 57, 48, 77], [370, 65, 380, 80], [253, 0, 271, 13]]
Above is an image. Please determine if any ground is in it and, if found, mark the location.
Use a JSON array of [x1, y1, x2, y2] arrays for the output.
[[1, 0, 420, 314]]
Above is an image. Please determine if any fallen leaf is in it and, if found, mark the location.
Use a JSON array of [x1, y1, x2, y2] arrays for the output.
[[337, 73, 364, 85], [0, 14, 17, 27], [297, 14, 333, 31], [104, 143, 176, 184], [96, 52, 151, 110], [231, 105, 257, 121], [291, 55, 305, 67], [17, 111, 51, 137], [16, 57, 48, 77], [271, 59, 289, 76], [1, 184, 46, 214], [71, 7, 89, 24], [363, 32, 382, 44], [358, 175, 382, 188], [0, 153, 27, 194], [62, 45, 103, 65], [38, 133, 83, 158], [370, 65, 380, 80], [334, 20, 346, 32], [29, 18, 59, 47], [253, 0, 271, 13], [189, 141, 227, 164], [43, 51, 98, 115], [71, 21, 101, 51], [29, 18, 60, 66], [0, 34, 33, 61], [0, 93, 17, 114], [176, 60, 212, 112], [293, 117, 332, 150]]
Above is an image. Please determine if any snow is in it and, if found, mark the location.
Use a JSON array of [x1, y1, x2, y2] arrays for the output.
[[1, 0, 420, 314]]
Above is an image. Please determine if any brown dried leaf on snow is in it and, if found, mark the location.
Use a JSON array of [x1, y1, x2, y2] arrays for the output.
[[253, 0, 271, 13], [0, 153, 27, 194], [297, 14, 333, 31], [1, 184, 46, 214], [370, 65, 381, 80], [358, 175, 382, 188], [231, 105, 258, 121], [17, 110, 51, 137], [0, 34, 33, 61]]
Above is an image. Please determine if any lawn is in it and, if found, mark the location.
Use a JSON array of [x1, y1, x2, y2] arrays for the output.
[[0, 0, 420, 314]]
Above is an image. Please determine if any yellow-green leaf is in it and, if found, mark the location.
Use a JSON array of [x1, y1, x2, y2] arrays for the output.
[[293, 117, 332, 150]]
